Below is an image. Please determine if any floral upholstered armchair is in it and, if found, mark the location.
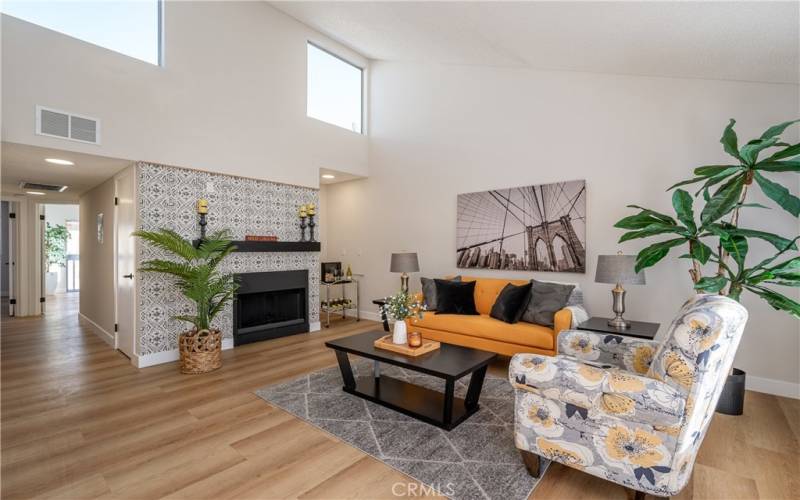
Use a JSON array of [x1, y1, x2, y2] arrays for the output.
[[508, 294, 748, 498]]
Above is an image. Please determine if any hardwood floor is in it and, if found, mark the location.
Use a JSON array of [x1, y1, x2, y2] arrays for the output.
[[2, 294, 798, 499]]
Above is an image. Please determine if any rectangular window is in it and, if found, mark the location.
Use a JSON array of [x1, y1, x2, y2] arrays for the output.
[[1, 1, 161, 65], [307, 42, 363, 134]]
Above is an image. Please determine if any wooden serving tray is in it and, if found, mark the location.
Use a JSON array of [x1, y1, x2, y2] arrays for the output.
[[374, 335, 440, 357]]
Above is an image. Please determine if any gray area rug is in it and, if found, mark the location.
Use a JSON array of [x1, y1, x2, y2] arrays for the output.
[[255, 359, 548, 500]]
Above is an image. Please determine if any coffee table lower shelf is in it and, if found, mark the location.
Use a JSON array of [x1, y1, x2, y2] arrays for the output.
[[345, 375, 477, 430]]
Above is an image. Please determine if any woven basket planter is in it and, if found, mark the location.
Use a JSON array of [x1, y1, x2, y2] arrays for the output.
[[178, 329, 222, 374]]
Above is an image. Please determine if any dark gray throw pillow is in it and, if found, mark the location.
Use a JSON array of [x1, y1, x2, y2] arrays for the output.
[[490, 282, 532, 324], [420, 275, 461, 310], [520, 280, 575, 327]]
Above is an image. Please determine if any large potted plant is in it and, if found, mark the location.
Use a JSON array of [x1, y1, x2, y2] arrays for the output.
[[44, 223, 69, 295], [614, 118, 799, 414], [134, 228, 238, 374]]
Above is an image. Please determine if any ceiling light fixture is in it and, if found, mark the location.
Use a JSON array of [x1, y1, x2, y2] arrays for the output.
[[26, 191, 46, 196], [45, 158, 75, 165], [321, 174, 336, 179], [58, 186, 69, 192]]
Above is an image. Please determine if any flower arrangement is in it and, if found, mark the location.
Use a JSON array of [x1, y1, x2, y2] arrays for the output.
[[381, 290, 426, 321]]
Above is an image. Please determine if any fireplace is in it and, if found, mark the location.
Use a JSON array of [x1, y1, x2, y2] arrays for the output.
[[233, 270, 309, 346]]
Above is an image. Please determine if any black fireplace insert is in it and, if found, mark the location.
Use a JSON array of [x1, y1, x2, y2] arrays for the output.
[[233, 270, 309, 346]]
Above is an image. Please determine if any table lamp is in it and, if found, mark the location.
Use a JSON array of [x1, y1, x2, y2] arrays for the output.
[[390, 252, 419, 293], [594, 253, 646, 329]]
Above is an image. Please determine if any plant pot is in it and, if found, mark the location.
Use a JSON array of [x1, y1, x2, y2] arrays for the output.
[[45, 271, 58, 295], [716, 368, 746, 416], [392, 320, 408, 345], [178, 329, 222, 374]]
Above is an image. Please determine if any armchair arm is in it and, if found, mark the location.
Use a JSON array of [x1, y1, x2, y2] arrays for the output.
[[509, 353, 685, 428], [553, 308, 573, 335], [557, 329, 661, 375]]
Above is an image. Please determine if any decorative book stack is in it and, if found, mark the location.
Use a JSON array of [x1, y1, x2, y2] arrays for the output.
[[245, 235, 279, 241]]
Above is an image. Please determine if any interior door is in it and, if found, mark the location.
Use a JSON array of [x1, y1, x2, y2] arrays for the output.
[[115, 169, 136, 358]]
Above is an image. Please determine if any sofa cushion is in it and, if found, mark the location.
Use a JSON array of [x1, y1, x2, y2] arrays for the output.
[[520, 280, 575, 327], [420, 275, 460, 310], [411, 312, 555, 350], [435, 279, 479, 315], [490, 282, 532, 323]]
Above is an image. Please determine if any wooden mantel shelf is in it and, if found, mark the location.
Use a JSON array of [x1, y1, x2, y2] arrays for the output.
[[192, 240, 320, 252]]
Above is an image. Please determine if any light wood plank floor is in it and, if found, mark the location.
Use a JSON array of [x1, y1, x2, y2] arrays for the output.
[[2, 294, 797, 499]]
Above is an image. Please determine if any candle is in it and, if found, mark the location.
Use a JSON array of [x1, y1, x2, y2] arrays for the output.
[[408, 331, 422, 348]]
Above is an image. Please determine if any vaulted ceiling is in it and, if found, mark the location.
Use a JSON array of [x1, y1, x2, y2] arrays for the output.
[[272, 1, 799, 84]]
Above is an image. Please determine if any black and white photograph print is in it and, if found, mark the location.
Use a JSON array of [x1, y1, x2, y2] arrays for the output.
[[457, 180, 586, 273]]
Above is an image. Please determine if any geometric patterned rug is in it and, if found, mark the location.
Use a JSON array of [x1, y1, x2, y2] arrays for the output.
[[255, 358, 549, 500]]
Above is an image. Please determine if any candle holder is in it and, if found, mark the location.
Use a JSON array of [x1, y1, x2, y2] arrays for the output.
[[197, 199, 209, 240], [299, 216, 308, 242], [308, 214, 316, 242], [408, 331, 422, 348]]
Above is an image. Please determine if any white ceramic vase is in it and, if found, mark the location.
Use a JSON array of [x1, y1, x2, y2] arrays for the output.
[[392, 319, 408, 345]]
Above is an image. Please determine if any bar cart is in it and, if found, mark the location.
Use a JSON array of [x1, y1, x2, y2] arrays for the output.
[[321, 279, 360, 328]]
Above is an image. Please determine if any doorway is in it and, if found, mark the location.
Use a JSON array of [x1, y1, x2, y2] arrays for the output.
[[115, 168, 136, 358], [1, 201, 15, 317], [43, 204, 80, 304]]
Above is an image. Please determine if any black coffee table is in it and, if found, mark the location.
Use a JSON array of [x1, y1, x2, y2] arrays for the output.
[[325, 331, 497, 430]]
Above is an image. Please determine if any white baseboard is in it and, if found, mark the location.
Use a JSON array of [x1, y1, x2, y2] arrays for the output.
[[359, 309, 383, 322], [135, 337, 234, 368], [309, 321, 321, 332], [79, 313, 116, 348], [746, 374, 800, 399]]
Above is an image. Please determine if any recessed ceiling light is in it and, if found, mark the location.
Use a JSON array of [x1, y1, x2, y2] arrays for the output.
[[26, 191, 46, 196], [45, 158, 74, 165], [321, 174, 336, 179], [58, 186, 69, 192]]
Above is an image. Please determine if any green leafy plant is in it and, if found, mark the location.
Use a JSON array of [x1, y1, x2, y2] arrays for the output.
[[133, 229, 239, 332], [45, 223, 69, 269], [614, 119, 800, 317], [381, 290, 426, 321]]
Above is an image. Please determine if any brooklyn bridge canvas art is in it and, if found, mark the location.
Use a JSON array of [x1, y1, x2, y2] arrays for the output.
[[457, 180, 586, 273]]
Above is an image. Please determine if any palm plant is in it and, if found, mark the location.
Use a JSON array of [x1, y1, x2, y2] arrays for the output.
[[133, 228, 238, 333], [614, 119, 800, 316]]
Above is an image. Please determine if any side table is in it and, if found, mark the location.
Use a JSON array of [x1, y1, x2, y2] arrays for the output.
[[576, 317, 659, 340], [372, 298, 389, 332]]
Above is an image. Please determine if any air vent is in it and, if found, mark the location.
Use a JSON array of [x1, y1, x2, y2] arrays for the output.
[[20, 182, 68, 192], [36, 105, 100, 144]]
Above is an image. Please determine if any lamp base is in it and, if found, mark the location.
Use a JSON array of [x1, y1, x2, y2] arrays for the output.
[[400, 274, 409, 294], [607, 317, 631, 329], [608, 286, 630, 329]]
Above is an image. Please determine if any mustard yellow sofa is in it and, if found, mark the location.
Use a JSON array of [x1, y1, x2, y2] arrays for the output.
[[405, 276, 572, 357]]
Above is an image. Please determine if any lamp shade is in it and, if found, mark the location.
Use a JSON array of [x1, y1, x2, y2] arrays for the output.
[[390, 252, 420, 273], [595, 255, 646, 285]]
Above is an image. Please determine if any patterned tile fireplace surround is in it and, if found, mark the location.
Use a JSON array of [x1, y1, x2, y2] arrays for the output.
[[136, 162, 320, 365]]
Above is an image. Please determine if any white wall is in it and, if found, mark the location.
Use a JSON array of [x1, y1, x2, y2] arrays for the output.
[[325, 61, 800, 396], [1, 1, 368, 188], [79, 177, 116, 337]]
